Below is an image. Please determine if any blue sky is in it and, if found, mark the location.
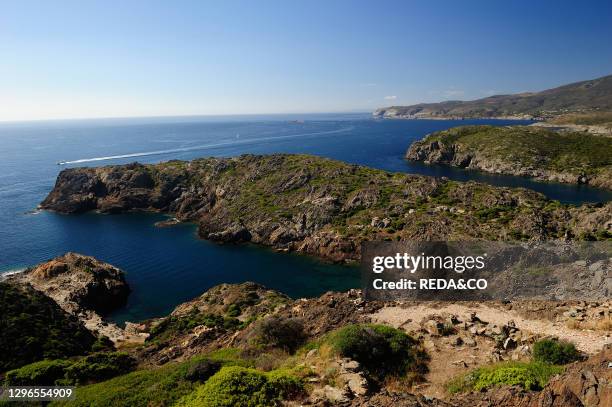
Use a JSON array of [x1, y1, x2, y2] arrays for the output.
[[1, 0, 611, 121]]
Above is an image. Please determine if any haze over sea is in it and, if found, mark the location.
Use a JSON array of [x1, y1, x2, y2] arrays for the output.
[[1, 114, 610, 323]]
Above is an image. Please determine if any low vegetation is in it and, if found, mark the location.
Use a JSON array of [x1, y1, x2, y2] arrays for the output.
[[4, 359, 73, 386], [4, 352, 136, 386], [47, 351, 304, 407], [446, 361, 564, 393], [550, 111, 612, 127], [446, 338, 578, 394], [175, 366, 304, 407], [532, 339, 581, 365], [0, 282, 96, 371], [49, 356, 215, 407], [313, 324, 428, 381], [417, 125, 612, 177], [250, 316, 306, 353], [147, 307, 242, 344]]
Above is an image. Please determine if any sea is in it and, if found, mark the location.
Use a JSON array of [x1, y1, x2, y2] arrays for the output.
[[1, 113, 610, 323]]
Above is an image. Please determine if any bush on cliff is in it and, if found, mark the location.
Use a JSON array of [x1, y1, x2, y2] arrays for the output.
[[532, 339, 581, 365], [251, 316, 306, 353], [4, 359, 73, 386], [147, 308, 242, 344], [325, 324, 428, 380], [63, 352, 136, 385], [0, 282, 96, 371], [175, 366, 304, 407], [446, 361, 564, 393], [4, 352, 136, 387], [48, 356, 220, 407]]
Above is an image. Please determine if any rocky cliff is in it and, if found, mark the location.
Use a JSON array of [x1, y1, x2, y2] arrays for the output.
[[5, 253, 140, 343], [406, 126, 612, 190], [40, 155, 611, 263]]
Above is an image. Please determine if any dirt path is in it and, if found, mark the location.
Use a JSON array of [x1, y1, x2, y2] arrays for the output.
[[372, 304, 612, 354], [372, 303, 611, 354], [371, 303, 611, 400]]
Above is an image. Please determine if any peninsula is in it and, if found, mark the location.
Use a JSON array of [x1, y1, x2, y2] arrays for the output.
[[40, 155, 611, 265], [406, 126, 612, 189]]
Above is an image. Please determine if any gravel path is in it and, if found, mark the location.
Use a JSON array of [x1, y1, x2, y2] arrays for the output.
[[372, 303, 611, 354]]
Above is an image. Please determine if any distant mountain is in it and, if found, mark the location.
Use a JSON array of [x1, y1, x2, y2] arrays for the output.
[[374, 74, 612, 120]]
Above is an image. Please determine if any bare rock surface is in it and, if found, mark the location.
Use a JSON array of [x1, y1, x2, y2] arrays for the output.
[[6, 252, 143, 344]]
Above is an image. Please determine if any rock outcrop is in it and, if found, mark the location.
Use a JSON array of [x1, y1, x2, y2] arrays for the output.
[[5, 253, 138, 343], [40, 155, 611, 263]]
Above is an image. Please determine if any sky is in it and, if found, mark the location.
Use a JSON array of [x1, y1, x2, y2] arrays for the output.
[[1, 0, 612, 121]]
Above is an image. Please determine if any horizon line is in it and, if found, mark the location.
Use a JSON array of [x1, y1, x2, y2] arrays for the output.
[[0, 110, 373, 125]]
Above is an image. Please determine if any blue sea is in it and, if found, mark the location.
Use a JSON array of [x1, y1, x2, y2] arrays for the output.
[[1, 114, 610, 323]]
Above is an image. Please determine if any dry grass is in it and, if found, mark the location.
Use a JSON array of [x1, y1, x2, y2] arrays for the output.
[[565, 317, 612, 331]]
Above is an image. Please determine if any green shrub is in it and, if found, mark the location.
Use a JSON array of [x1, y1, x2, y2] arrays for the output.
[[91, 336, 115, 352], [0, 282, 96, 371], [63, 352, 136, 385], [446, 362, 564, 393], [251, 316, 306, 353], [4, 353, 135, 387], [326, 324, 427, 380], [4, 359, 72, 386], [265, 369, 304, 399], [532, 339, 581, 365], [226, 304, 242, 317], [148, 308, 241, 343], [49, 356, 213, 407], [184, 359, 222, 382], [176, 366, 303, 407]]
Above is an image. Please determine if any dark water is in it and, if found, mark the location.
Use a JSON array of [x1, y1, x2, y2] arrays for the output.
[[1, 114, 609, 323]]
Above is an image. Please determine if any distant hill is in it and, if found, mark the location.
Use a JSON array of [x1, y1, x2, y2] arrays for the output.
[[374, 74, 612, 120]]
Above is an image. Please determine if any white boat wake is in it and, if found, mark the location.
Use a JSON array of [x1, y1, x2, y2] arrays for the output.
[[57, 126, 354, 165]]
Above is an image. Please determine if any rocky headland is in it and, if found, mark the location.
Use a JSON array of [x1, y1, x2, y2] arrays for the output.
[[40, 154, 611, 264], [406, 126, 612, 190], [3, 252, 143, 344]]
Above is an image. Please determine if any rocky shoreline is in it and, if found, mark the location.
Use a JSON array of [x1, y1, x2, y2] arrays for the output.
[[406, 126, 612, 190], [39, 155, 611, 265]]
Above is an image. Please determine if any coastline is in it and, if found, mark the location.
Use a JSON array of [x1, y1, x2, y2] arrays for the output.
[[405, 125, 612, 190], [0, 267, 27, 279]]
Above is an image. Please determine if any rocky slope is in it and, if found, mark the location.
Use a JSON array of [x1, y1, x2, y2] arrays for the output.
[[374, 74, 612, 120], [406, 126, 612, 190], [451, 348, 612, 407], [112, 279, 612, 406], [5, 253, 142, 343], [40, 155, 611, 263], [3, 255, 612, 406]]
